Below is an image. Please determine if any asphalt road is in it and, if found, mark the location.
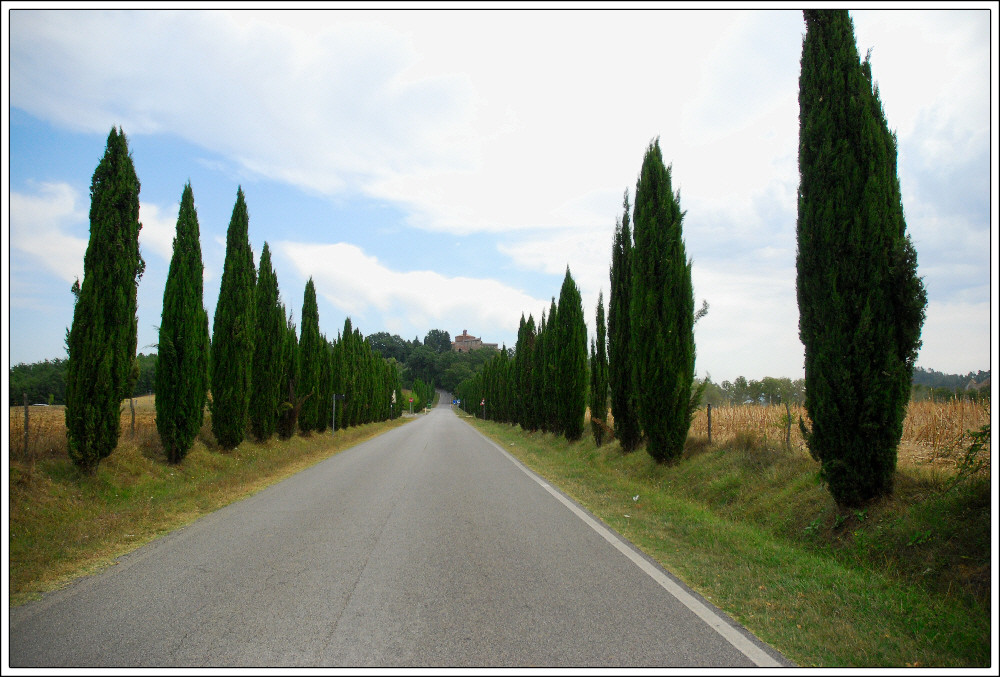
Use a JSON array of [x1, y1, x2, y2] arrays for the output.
[[9, 401, 791, 668]]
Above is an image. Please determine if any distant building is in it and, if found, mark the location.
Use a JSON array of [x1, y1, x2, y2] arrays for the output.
[[452, 330, 498, 353]]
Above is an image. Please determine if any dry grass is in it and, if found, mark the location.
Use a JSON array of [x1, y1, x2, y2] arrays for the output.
[[17, 397, 989, 476], [685, 400, 990, 475], [9, 395, 162, 464]]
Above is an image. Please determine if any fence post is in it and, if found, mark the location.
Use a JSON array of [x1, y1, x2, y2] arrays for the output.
[[23, 392, 30, 458], [785, 401, 792, 449], [707, 402, 712, 445]]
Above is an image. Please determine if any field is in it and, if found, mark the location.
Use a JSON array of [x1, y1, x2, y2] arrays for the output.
[[596, 398, 991, 476], [694, 400, 990, 471], [12, 397, 990, 471], [10, 394, 162, 463]]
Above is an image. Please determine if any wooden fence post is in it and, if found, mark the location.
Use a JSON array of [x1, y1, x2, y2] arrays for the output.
[[785, 401, 792, 449], [23, 392, 30, 458], [707, 402, 712, 445]]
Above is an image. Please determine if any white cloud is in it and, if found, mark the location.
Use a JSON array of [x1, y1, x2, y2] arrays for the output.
[[690, 262, 803, 383], [915, 299, 993, 376], [9, 182, 87, 283], [138, 201, 178, 263], [276, 241, 549, 344]]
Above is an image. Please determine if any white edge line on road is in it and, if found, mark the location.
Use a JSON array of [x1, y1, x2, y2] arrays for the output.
[[478, 432, 785, 668]]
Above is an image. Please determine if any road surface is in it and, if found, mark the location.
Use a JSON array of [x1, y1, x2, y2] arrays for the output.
[[9, 400, 791, 667]]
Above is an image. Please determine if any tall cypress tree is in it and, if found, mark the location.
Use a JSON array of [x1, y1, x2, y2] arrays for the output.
[[796, 9, 927, 507], [298, 278, 322, 434], [155, 183, 209, 463], [210, 187, 256, 449], [249, 242, 284, 442], [530, 311, 548, 432], [316, 336, 333, 433], [277, 309, 301, 440], [65, 126, 144, 472], [554, 268, 588, 441], [608, 191, 641, 453], [631, 138, 696, 463], [589, 291, 609, 446], [514, 314, 536, 430], [543, 298, 560, 434]]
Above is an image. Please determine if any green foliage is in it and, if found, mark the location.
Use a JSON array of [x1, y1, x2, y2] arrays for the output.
[[513, 314, 537, 430], [589, 292, 609, 446], [297, 278, 322, 434], [455, 270, 587, 446], [330, 318, 401, 428], [423, 329, 452, 353], [630, 138, 696, 463], [796, 10, 927, 507], [9, 359, 68, 405], [608, 190, 641, 453], [554, 268, 588, 441], [277, 310, 302, 441], [155, 182, 209, 463], [65, 126, 144, 473], [249, 243, 285, 442], [210, 187, 257, 449]]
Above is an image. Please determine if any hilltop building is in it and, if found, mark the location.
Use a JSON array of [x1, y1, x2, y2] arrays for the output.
[[452, 330, 498, 353]]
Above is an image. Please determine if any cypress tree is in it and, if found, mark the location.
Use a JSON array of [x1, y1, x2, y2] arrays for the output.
[[298, 278, 322, 434], [514, 314, 537, 430], [249, 242, 284, 442], [631, 138, 697, 463], [543, 297, 560, 434], [589, 291, 609, 446], [65, 126, 144, 472], [210, 187, 256, 449], [554, 268, 588, 441], [316, 336, 333, 432], [796, 9, 927, 507], [608, 191, 641, 453], [277, 309, 301, 440], [155, 182, 209, 463], [530, 311, 548, 432]]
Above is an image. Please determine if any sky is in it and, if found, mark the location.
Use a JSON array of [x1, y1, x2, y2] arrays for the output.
[[3, 3, 996, 386]]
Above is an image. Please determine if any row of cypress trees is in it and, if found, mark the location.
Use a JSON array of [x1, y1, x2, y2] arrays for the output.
[[462, 9, 928, 509], [453, 140, 703, 465], [64, 129, 401, 471], [454, 267, 588, 442], [158, 187, 403, 463]]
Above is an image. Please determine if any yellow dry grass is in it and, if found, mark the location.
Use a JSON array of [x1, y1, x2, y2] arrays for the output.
[[587, 398, 990, 476], [9, 395, 160, 464]]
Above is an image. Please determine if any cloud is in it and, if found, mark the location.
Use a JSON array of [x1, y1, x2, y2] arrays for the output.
[[691, 261, 804, 383], [138, 201, 179, 263], [275, 241, 549, 343], [10, 10, 473, 197], [916, 299, 992, 376], [9, 182, 87, 283]]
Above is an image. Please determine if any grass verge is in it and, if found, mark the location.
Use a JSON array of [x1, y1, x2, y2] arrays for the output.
[[8, 416, 412, 606], [462, 416, 991, 668]]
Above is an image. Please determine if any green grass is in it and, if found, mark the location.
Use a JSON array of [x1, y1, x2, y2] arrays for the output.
[[8, 415, 413, 606], [462, 415, 991, 668]]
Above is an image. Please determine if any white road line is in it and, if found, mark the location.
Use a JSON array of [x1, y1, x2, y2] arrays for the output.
[[478, 431, 785, 668]]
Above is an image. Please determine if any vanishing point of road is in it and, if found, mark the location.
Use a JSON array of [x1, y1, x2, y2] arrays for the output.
[[9, 398, 791, 668]]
